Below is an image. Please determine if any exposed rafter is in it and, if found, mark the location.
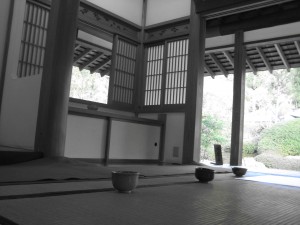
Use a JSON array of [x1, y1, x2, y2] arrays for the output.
[[209, 53, 228, 77], [73, 48, 91, 63], [294, 41, 300, 56], [223, 51, 234, 66], [256, 47, 272, 73], [274, 44, 290, 71], [79, 52, 104, 71], [74, 44, 81, 51], [245, 54, 257, 75], [91, 57, 111, 74], [100, 68, 111, 76], [204, 63, 215, 78]]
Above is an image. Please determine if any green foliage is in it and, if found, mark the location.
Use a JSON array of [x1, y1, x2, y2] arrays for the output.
[[255, 153, 300, 170], [201, 115, 226, 150], [258, 119, 300, 156], [70, 66, 109, 104], [243, 142, 257, 156], [291, 68, 300, 107]]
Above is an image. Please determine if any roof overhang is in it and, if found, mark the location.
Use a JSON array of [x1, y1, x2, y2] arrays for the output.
[[194, 0, 295, 19]]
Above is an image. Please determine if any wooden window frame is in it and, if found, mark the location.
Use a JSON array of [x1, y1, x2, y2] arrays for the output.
[[17, 0, 49, 78], [107, 35, 139, 111], [140, 37, 189, 113]]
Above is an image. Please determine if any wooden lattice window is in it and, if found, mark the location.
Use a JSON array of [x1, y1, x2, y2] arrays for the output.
[[112, 38, 137, 104], [144, 45, 164, 106], [143, 39, 188, 107], [17, 0, 49, 78], [165, 39, 188, 105]]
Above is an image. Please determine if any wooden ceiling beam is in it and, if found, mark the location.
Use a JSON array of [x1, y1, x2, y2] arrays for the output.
[[195, 0, 294, 18], [245, 54, 257, 75], [90, 56, 111, 74], [100, 68, 111, 77], [209, 53, 228, 77], [274, 43, 290, 71], [256, 47, 272, 73], [204, 63, 215, 78], [79, 52, 104, 71], [73, 48, 91, 63], [294, 41, 300, 56]]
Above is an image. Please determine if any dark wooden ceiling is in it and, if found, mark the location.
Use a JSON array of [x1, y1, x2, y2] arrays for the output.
[[204, 38, 300, 77], [73, 39, 112, 76]]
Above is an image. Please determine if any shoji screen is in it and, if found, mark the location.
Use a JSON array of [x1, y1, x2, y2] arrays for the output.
[[143, 39, 188, 108], [112, 37, 137, 105], [165, 39, 188, 105], [144, 44, 164, 106], [18, 0, 49, 77]]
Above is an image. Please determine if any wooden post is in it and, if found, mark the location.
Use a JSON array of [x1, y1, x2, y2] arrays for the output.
[[104, 118, 112, 166], [158, 114, 167, 165], [182, 1, 206, 164], [230, 30, 246, 166], [135, 0, 147, 114], [35, 0, 80, 157]]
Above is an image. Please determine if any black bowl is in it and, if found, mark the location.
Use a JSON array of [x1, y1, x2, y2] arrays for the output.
[[195, 167, 215, 183], [232, 167, 247, 177], [112, 171, 140, 193]]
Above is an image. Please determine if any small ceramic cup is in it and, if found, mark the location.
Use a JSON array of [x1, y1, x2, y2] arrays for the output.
[[111, 171, 140, 193]]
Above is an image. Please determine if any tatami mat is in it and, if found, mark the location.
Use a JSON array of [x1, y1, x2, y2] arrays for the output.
[[0, 158, 201, 183], [0, 177, 299, 225], [0, 174, 235, 200]]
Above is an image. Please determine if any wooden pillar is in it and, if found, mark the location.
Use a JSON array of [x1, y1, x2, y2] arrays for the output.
[[230, 30, 246, 166], [35, 0, 80, 157], [182, 1, 206, 164], [135, 0, 147, 114]]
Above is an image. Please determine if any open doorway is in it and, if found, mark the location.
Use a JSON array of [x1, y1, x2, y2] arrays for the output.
[[201, 75, 233, 165], [243, 68, 300, 171], [70, 29, 113, 105], [200, 68, 300, 171]]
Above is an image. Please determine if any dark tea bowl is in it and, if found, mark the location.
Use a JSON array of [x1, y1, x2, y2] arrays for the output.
[[232, 167, 247, 177], [195, 167, 215, 183], [112, 171, 140, 193]]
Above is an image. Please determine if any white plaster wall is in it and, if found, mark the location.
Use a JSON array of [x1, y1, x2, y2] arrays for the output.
[[164, 113, 185, 164], [64, 115, 107, 158], [139, 113, 185, 164], [78, 30, 113, 50], [205, 34, 235, 49], [109, 120, 160, 159], [0, 0, 41, 150], [146, 0, 191, 26], [86, 0, 143, 26], [244, 21, 300, 43]]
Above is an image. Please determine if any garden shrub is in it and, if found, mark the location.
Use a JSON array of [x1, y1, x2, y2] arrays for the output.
[[200, 115, 227, 161], [201, 115, 226, 149], [243, 142, 257, 156], [258, 119, 300, 156], [255, 153, 300, 171]]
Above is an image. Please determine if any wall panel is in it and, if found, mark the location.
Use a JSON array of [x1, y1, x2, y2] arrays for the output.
[[0, 0, 41, 150], [65, 115, 107, 159], [109, 121, 160, 160]]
